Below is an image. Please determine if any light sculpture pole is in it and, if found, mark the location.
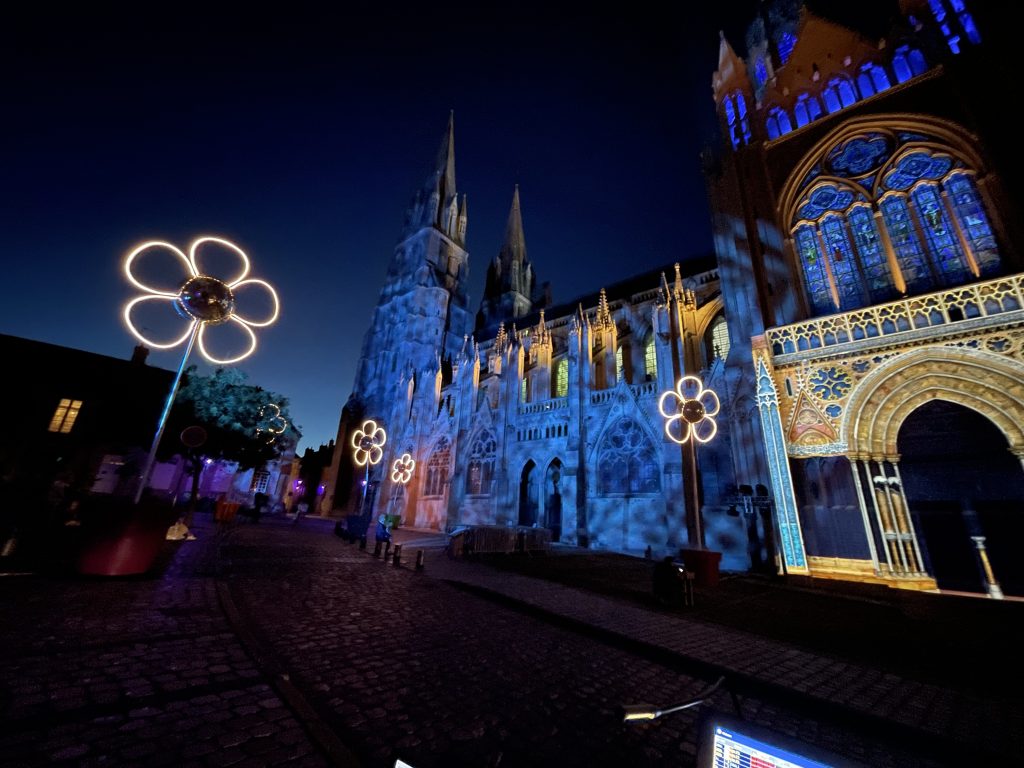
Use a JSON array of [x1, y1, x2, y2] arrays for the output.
[[658, 375, 720, 549], [351, 420, 387, 517], [122, 236, 280, 503]]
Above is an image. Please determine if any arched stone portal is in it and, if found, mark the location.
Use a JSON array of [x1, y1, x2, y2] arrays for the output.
[[840, 347, 1024, 587], [898, 400, 1024, 595]]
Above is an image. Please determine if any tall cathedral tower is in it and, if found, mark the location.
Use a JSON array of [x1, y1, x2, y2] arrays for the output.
[[324, 114, 471, 514], [351, 112, 471, 417]]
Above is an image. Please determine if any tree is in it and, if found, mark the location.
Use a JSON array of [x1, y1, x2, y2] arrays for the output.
[[159, 367, 298, 504]]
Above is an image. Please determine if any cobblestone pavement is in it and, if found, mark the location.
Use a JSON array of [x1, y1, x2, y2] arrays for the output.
[[0, 522, 330, 768], [1, 517, 1018, 767]]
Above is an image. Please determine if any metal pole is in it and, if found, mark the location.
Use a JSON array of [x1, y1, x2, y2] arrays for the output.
[[685, 440, 704, 549], [135, 324, 199, 504]]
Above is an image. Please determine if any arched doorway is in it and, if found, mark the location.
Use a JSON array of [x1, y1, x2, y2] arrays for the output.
[[898, 401, 1024, 595], [518, 461, 537, 527], [545, 459, 563, 542]]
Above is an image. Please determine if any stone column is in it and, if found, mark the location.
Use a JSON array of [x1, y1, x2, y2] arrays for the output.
[[847, 454, 881, 573]]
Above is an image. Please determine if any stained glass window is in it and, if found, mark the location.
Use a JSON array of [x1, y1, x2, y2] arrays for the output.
[[826, 134, 890, 178], [555, 358, 568, 397], [466, 430, 496, 495], [797, 185, 855, 221], [821, 215, 866, 310], [795, 224, 834, 314], [912, 184, 971, 284], [725, 92, 751, 148], [823, 77, 857, 113], [709, 316, 730, 362], [424, 437, 451, 497], [847, 206, 897, 301], [794, 93, 822, 127], [777, 31, 797, 65], [856, 63, 890, 97], [755, 58, 768, 87], [766, 108, 792, 140], [597, 419, 660, 495], [892, 46, 928, 83], [945, 173, 1000, 275], [880, 195, 934, 294], [644, 337, 657, 381], [882, 151, 954, 191]]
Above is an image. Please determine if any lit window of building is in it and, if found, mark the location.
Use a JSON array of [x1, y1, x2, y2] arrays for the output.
[[251, 471, 270, 494], [47, 398, 82, 434]]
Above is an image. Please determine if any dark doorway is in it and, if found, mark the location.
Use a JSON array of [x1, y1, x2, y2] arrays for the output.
[[898, 400, 1024, 595], [518, 461, 537, 527], [545, 459, 563, 542]]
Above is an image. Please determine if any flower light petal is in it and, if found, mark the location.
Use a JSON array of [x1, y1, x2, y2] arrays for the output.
[[698, 387, 721, 418], [124, 241, 195, 296], [663, 414, 691, 445], [123, 296, 198, 349], [197, 317, 257, 365], [189, 236, 251, 286], [658, 390, 683, 420], [369, 445, 383, 465], [693, 416, 718, 444], [231, 279, 280, 327]]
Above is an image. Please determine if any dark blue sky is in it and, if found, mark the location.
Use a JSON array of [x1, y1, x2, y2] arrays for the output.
[[1, 3, 756, 450]]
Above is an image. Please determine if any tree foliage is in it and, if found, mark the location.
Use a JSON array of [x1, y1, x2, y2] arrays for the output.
[[158, 367, 298, 470]]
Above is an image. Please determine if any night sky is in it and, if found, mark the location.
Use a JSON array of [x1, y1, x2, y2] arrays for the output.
[[1, 3, 757, 450]]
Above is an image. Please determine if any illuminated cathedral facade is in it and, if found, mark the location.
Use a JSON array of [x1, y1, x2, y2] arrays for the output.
[[328, 1, 1023, 596], [325, 115, 743, 563], [711, 1, 1023, 595]]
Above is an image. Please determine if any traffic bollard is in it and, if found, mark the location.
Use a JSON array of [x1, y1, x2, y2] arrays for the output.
[[415, 549, 425, 571], [393, 544, 402, 566], [373, 541, 382, 557], [359, 536, 367, 551], [383, 541, 391, 561]]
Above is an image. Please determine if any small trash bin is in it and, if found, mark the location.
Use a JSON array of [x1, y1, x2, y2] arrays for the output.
[[679, 548, 722, 587]]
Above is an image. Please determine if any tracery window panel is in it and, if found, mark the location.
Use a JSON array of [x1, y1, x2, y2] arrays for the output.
[[795, 224, 834, 314], [644, 336, 657, 380], [820, 215, 867, 310], [847, 206, 898, 302], [823, 78, 857, 113], [709, 316, 730, 362], [555, 358, 568, 398], [424, 437, 451, 497], [911, 183, 971, 285], [766, 108, 792, 140], [794, 93, 822, 128], [466, 431, 496, 496], [892, 46, 927, 82], [597, 419, 660, 495], [879, 195, 935, 294], [945, 173, 1000, 276]]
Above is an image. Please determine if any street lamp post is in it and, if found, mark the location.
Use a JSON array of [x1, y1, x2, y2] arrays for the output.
[[122, 236, 280, 504], [658, 375, 720, 550]]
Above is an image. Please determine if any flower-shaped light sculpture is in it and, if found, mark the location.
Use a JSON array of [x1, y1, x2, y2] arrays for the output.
[[658, 375, 720, 445], [123, 236, 279, 365], [256, 403, 288, 443], [390, 453, 416, 485], [351, 419, 387, 467]]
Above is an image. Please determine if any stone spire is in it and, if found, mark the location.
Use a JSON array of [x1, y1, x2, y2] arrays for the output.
[[476, 185, 545, 332], [405, 112, 463, 244], [596, 288, 614, 330]]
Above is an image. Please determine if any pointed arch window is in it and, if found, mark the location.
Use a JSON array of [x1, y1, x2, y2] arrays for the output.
[[945, 173, 999, 275], [777, 31, 797, 65], [466, 430, 496, 496], [708, 315, 730, 363], [597, 419, 660, 495], [724, 91, 751, 149], [892, 45, 928, 83], [911, 183, 972, 284], [554, 358, 568, 398], [822, 77, 857, 113], [423, 437, 451, 497], [856, 62, 891, 98], [644, 336, 657, 381], [766, 108, 793, 140], [794, 93, 822, 128]]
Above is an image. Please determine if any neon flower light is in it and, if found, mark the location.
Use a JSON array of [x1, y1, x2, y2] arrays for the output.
[[257, 403, 288, 442], [351, 419, 387, 467], [123, 236, 280, 365], [658, 375, 720, 445], [390, 453, 416, 484], [122, 235, 279, 504]]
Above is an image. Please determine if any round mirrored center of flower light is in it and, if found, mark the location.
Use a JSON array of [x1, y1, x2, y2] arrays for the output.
[[359, 436, 376, 451], [176, 276, 235, 324], [682, 399, 706, 424]]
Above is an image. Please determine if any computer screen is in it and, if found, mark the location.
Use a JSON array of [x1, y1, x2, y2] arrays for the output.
[[710, 724, 833, 768]]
